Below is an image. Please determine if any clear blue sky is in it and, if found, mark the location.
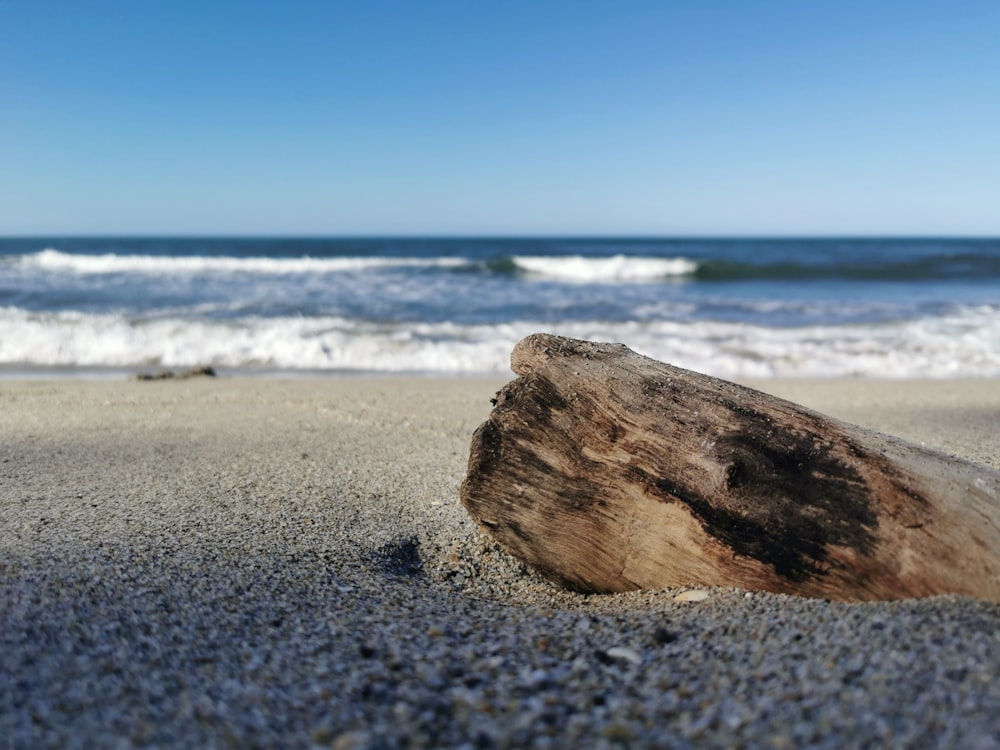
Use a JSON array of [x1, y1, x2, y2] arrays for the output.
[[2, 1, 998, 236]]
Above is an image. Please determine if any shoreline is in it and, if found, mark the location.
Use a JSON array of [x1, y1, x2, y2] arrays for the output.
[[2, 376, 999, 747], [4, 362, 1000, 381]]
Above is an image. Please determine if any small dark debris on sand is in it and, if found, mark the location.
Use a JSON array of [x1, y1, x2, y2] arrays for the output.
[[135, 366, 217, 381]]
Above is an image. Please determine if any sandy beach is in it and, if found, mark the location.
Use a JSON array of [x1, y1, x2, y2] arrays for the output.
[[2, 375, 999, 748]]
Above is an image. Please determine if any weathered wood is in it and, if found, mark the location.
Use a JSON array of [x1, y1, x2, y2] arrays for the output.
[[460, 333, 1000, 602]]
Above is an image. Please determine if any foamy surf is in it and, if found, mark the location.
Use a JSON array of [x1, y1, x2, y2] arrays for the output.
[[23, 249, 469, 275], [2, 305, 998, 378], [3, 237, 997, 378], [511, 254, 698, 282]]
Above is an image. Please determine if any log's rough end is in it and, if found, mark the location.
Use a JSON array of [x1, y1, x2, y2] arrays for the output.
[[463, 333, 1000, 602], [511, 332, 634, 376]]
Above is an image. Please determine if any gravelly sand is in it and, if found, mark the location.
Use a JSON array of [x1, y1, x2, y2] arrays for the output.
[[2, 376, 999, 749]]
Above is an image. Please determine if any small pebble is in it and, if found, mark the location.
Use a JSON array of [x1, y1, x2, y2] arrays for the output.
[[604, 646, 643, 665], [674, 589, 710, 602]]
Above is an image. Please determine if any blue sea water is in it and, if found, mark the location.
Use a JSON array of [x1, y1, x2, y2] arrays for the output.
[[1, 237, 998, 377]]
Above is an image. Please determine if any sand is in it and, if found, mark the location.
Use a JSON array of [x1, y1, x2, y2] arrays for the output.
[[2, 375, 999, 748]]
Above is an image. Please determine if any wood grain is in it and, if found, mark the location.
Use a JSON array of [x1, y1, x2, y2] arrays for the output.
[[460, 333, 1000, 601]]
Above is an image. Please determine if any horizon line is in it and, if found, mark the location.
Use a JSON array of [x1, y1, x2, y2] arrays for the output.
[[3, 232, 999, 241]]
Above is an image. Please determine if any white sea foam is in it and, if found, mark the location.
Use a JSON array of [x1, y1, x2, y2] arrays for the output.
[[2, 305, 998, 378], [22, 249, 468, 275], [511, 254, 698, 282]]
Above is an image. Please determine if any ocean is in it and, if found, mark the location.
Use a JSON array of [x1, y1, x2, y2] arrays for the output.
[[1, 237, 998, 378]]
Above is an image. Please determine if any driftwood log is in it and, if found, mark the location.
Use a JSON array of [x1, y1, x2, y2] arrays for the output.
[[460, 333, 1000, 602]]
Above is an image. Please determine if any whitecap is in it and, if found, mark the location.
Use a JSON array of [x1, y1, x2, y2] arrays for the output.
[[511, 254, 698, 283], [22, 248, 469, 275]]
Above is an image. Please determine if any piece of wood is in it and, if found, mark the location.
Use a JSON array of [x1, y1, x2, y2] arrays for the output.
[[460, 333, 1000, 602]]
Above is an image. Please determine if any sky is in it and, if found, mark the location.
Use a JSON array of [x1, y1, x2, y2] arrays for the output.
[[2, 1, 999, 236]]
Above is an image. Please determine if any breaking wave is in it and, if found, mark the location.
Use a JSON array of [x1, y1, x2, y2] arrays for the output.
[[18, 249, 469, 275], [507, 254, 699, 282], [2, 305, 998, 378]]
